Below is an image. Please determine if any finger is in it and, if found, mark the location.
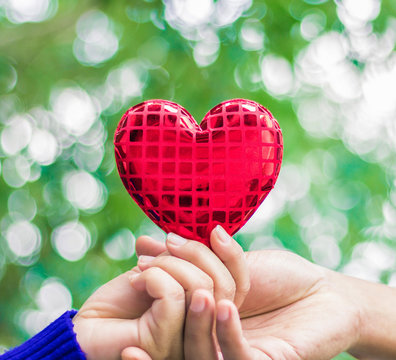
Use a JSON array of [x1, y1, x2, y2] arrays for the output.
[[210, 226, 250, 308], [185, 289, 218, 360], [130, 267, 185, 359], [136, 236, 166, 257], [166, 233, 236, 303], [137, 255, 214, 305], [121, 347, 152, 360], [130, 267, 185, 321], [216, 300, 266, 360]]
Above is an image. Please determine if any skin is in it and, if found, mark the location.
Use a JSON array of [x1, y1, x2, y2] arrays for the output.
[[137, 236, 396, 360], [185, 251, 361, 360], [136, 226, 251, 359], [72, 225, 249, 360], [72, 266, 185, 360], [137, 227, 250, 308], [73, 227, 396, 359]]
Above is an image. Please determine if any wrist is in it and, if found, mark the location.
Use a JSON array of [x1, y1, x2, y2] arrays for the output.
[[322, 269, 363, 353], [330, 271, 396, 359], [326, 271, 364, 351], [72, 312, 89, 357]]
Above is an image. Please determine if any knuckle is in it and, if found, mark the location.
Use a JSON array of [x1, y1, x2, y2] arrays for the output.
[[189, 275, 214, 294], [183, 242, 210, 262], [184, 251, 202, 265], [145, 266, 163, 278], [200, 276, 215, 293], [222, 283, 236, 300], [144, 255, 171, 271], [150, 255, 167, 267], [171, 285, 185, 302], [239, 281, 251, 296]]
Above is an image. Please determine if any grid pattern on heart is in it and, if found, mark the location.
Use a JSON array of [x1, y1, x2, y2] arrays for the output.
[[114, 99, 283, 244]]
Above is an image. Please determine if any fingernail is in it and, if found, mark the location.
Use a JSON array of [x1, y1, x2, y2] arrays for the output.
[[217, 304, 230, 322], [128, 273, 139, 283], [129, 272, 147, 291], [138, 255, 155, 264], [190, 292, 206, 313], [167, 233, 187, 246], [215, 225, 231, 244]]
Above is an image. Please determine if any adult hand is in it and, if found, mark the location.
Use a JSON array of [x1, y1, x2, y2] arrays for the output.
[[139, 234, 359, 359], [225, 250, 360, 359], [72, 265, 185, 360], [185, 250, 396, 360]]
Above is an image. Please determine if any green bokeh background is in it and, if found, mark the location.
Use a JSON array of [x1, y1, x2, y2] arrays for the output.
[[1, 1, 396, 358]]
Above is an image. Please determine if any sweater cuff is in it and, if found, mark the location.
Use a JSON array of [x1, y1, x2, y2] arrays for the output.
[[1, 310, 86, 360]]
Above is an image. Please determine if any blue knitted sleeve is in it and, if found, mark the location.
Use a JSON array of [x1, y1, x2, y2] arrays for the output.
[[0, 310, 86, 360]]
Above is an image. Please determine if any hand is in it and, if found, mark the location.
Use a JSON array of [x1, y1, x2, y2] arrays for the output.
[[137, 239, 396, 360], [183, 250, 362, 360], [72, 266, 185, 360], [136, 225, 250, 358]]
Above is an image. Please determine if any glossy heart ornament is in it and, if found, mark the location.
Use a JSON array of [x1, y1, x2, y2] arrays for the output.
[[114, 99, 283, 247]]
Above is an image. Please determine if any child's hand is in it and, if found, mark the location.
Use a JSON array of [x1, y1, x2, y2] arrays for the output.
[[72, 266, 185, 360], [136, 225, 250, 358]]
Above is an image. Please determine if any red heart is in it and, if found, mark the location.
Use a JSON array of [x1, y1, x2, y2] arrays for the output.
[[114, 99, 283, 247]]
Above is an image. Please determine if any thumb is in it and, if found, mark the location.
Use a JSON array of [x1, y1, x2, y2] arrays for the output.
[[121, 347, 152, 360], [130, 267, 185, 359]]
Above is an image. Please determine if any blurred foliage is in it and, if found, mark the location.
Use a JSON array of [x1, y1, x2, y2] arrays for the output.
[[0, 1, 395, 359]]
